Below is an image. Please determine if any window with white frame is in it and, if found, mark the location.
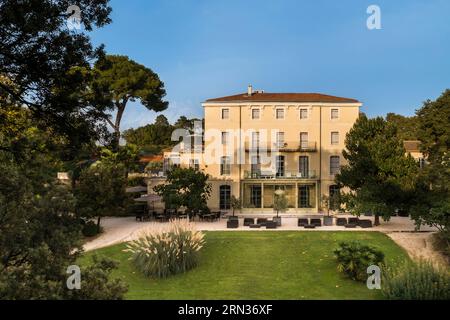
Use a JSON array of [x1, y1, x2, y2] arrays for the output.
[[331, 131, 339, 145], [220, 156, 231, 175], [330, 156, 340, 175], [251, 108, 260, 119], [331, 108, 339, 119], [221, 131, 229, 145], [251, 131, 260, 148], [300, 132, 308, 149], [300, 108, 308, 119], [221, 108, 229, 119], [276, 131, 285, 147], [276, 108, 284, 119]]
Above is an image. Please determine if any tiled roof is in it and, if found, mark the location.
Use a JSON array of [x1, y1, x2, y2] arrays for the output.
[[403, 140, 421, 152], [139, 155, 163, 163], [205, 92, 359, 103]]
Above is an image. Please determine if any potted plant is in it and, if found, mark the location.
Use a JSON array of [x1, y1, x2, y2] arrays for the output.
[[321, 192, 340, 226], [273, 189, 288, 226], [229, 195, 241, 220]]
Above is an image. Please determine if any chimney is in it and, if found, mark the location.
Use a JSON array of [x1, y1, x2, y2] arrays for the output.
[[247, 84, 253, 96]]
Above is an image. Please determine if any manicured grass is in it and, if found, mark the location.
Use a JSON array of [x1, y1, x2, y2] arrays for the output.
[[79, 231, 409, 299]]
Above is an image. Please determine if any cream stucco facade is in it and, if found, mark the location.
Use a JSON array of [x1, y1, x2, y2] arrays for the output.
[[152, 87, 362, 214]]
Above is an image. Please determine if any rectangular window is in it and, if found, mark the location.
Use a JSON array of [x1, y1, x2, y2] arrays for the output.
[[331, 108, 339, 119], [276, 155, 285, 177], [299, 156, 309, 178], [251, 109, 260, 119], [220, 156, 231, 175], [276, 108, 284, 119], [300, 132, 308, 150], [330, 156, 340, 175], [276, 132, 285, 148], [250, 185, 262, 208], [221, 131, 229, 145], [300, 108, 308, 119], [221, 108, 229, 119], [251, 155, 260, 177], [251, 131, 260, 148], [331, 131, 339, 145], [189, 159, 199, 170], [298, 185, 311, 208], [219, 185, 231, 210]]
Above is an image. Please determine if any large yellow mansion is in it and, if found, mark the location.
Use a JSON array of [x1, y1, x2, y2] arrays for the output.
[[149, 85, 362, 214]]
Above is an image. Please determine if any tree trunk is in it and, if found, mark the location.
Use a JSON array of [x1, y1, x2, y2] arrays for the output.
[[97, 216, 101, 233], [374, 214, 380, 226], [111, 99, 128, 151]]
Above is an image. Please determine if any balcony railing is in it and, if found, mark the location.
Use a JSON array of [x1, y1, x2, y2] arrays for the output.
[[244, 170, 317, 179], [244, 141, 317, 152]]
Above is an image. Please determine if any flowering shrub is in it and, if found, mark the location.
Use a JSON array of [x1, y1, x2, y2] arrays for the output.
[[125, 220, 205, 278]]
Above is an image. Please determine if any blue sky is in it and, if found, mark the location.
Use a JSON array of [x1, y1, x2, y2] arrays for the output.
[[89, 0, 450, 130]]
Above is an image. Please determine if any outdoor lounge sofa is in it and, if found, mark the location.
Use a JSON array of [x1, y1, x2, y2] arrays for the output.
[[348, 217, 359, 225], [256, 218, 268, 226], [344, 223, 357, 228], [304, 224, 316, 229], [358, 219, 373, 228], [244, 218, 255, 226], [336, 217, 347, 226], [265, 221, 277, 229], [310, 218, 322, 227], [298, 218, 309, 227], [249, 224, 261, 228]]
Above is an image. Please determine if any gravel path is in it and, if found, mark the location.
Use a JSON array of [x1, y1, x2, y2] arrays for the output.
[[386, 232, 448, 267]]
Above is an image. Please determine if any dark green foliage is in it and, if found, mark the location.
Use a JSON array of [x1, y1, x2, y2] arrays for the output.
[[336, 115, 418, 224], [154, 167, 211, 211], [75, 163, 128, 232], [66, 256, 128, 300], [123, 115, 201, 154], [410, 90, 450, 238], [93, 55, 168, 147], [82, 221, 103, 237], [382, 260, 450, 300], [386, 113, 420, 141], [0, 0, 113, 149], [334, 241, 384, 281], [432, 232, 450, 263]]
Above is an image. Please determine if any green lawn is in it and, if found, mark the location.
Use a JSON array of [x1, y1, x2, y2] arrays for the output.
[[79, 231, 409, 299]]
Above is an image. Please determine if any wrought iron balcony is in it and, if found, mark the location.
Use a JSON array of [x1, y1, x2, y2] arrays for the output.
[[244, 141, 317, 152], [243, 170, 317, 179]]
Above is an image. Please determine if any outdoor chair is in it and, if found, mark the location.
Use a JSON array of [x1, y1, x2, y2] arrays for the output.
[[348, 217, 359, 225], [336, 218, 347, 226], [256, 218, 268, 226], [358, 219, 373, 228], [298, 218, 309, 227], [310, 218, 322, 227], [265, 221, 277, 229], [227, 219, 239, 228], [244, 218, 255, 226]]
